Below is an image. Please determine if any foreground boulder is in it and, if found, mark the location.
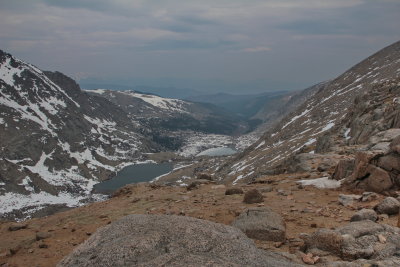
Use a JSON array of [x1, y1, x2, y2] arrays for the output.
[[231, 207, 286, 242], [58, 214, 299, 267]]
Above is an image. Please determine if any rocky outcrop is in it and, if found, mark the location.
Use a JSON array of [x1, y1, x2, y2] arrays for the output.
[[302, 220, 400, 264], [231, 207, 286, 242], [344, 130, 400, 193], [58, 214, 299, 267]]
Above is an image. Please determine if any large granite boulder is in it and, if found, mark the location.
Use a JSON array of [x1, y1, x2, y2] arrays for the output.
[[58, 214, 299, 267], [231, 207, 286, 242]]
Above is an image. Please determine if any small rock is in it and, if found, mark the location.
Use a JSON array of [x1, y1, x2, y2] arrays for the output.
[[243, 189, 264, 204], [211, 185, 225, 189], [338, 194, 361, 206], [302, 253, 319, 265], [303, 229, 343, 256], [378, 214, 389, 221], [225, 188, 244, 195], [231, 207, 286, 242], [301, 208, 313, 213], [8, 223, 28, 231], [259, 186, 273, 193], [277, 189, 288, 196], [196, 173, 213, 181], [0, 249, 12, 258], [39, 243, 48, 249], [36, 232, 51, 241], [186, 179, 211, 191], [361, 192, 378, 202], [86, 232, 92, 236], [9, 246, 21, 255], [378, 234, 386, 244], [350, 209, 378, 222], [274, 242, 283, 248], [375, 197, 400, 215], [131, 198, 140, 203]]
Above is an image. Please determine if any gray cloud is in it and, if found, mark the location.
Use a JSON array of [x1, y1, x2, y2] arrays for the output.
[[0, 0, 399, 93]]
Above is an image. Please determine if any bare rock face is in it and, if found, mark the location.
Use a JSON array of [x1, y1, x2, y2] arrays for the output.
[[243, 189, 264, 204], [350, 209, 378, 222], [58, 214, 299, 267], [375, 197, 400, 215], [231, 207, 286, 242]]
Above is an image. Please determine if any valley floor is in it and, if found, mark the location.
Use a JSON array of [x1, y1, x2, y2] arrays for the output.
[[0, 172, 394, 266]]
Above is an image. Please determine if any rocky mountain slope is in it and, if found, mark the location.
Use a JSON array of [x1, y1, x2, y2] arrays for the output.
[[0, 50, 164, 219], [213, 40, 400, 184]]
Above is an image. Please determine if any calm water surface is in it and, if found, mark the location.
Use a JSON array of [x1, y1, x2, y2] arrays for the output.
[[93, 162, 173, 194]]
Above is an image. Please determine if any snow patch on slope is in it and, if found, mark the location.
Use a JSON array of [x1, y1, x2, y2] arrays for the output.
[[297, 177, 341, 189]]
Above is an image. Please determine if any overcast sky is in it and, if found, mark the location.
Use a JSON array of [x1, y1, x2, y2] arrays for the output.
[[0, 0, 399, 94]]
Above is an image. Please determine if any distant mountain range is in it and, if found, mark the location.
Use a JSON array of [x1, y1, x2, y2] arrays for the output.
[[80, 83, 203, 99]]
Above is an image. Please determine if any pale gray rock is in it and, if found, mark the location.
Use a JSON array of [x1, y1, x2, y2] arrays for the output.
[[361, 192, 378, 202], [375, 197, 400, 215], [58, 214, 300, 267], [350, 209, 378, 222], [231, 207, 286, 242], [338, 194, 361, 206]]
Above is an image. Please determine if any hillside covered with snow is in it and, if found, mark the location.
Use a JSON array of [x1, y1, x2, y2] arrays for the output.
[[0, 50, 162, 219]]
